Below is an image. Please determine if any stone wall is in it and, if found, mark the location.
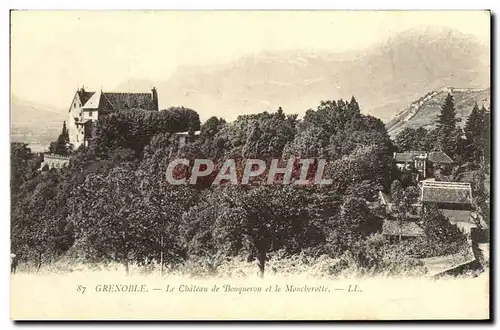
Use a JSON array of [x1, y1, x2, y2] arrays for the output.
[[39, 154, 70, 169]]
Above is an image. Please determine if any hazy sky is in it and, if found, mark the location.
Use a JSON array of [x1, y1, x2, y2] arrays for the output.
[[11, 10, 490, 109]]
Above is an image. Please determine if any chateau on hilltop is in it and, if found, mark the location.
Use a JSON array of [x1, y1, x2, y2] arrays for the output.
[[68, 86, 159, 149]]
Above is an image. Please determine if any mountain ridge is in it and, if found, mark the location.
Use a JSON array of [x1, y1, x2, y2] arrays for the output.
[[386, 86, 491, 138], [11, 96, 67, 152], [11, 27, 490, 151], [114, 27, 489, 122]]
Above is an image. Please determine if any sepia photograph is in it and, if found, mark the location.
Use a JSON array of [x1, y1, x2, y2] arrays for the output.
[[9, 9, 491, 320]]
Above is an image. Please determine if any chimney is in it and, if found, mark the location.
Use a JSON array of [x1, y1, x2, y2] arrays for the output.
[[151, 87, 158, 110]]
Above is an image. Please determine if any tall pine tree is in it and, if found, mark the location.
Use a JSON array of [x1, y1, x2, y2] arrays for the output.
[[49, 121, 72, 155], [436, 93, 462, 158], [479, 105, 490, 164], [464, 103, 483, 162]]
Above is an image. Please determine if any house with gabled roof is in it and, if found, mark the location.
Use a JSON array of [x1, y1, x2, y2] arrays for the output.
[[421, 181, 472, 209], [421, 181, 476, 234], [393, 150, 454, 179], [67, 86, 159, 149], [379, 179, 478, 239]]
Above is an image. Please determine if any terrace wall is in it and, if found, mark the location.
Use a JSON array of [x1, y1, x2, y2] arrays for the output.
[[40, 154, 70, 169]]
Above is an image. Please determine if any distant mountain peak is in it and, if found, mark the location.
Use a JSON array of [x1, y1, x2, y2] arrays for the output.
[[114, 27, 488, 122], [391, 25, 483, 43]]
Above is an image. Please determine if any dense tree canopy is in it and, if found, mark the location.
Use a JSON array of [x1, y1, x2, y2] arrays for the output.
[[464, 103, 490, 163], [90, 107, 200, 158], [10, 93, 481, 277], [394, 127, 431, 152]]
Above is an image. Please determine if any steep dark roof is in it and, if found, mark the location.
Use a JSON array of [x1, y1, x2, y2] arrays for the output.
[[428, 151, 454, 164], [77, 90, 95, 105], [382, 220, 425, 237], [421, 181, 472, 204], [102, 92, 157, 111]]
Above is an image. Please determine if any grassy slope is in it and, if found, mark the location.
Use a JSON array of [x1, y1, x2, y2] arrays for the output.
[[387, 87, 490, 137]]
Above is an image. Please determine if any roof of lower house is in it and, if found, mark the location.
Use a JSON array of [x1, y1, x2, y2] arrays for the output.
[[394, 150, 454, 164], [441, 209, 474, 224], [428, 151, 454, 164], [382, 220, 425, 237], [421, 181, 472, 204], [394, 151, 426, 162]]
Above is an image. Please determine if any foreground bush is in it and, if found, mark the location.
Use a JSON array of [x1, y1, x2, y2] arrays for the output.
[[18, 246, 429, 279]]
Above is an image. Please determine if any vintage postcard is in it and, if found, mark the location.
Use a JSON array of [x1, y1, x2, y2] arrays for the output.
[[10, 10, 491, 320]]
